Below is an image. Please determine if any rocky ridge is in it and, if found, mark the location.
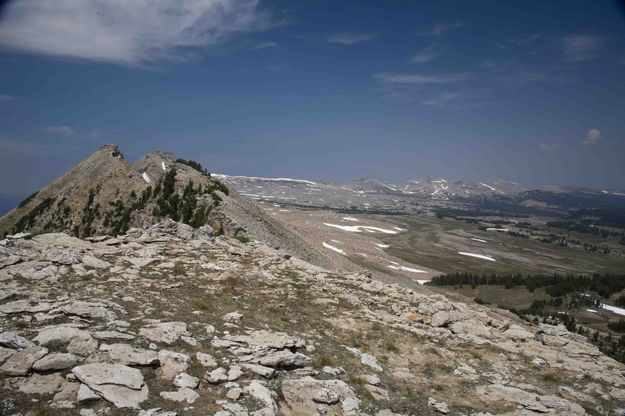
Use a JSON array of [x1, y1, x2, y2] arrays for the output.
[[1, 222, 624, 415]]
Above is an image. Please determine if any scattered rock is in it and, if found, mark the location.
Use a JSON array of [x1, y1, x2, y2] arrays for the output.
[[174, 372, 199, 389], [160, 387, 199, 404]]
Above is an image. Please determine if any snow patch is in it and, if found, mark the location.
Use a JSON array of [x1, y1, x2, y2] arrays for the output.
[[161, 161, 167, 171], [374, 243, 390, 248], [342, 216, 359, 222], [479, 182, 497, 192], [458, 252, 496, 262], [417, 280, 430, 285], [324, 223, 398, 234], [142, 172, 151, 184], [487, 228, 509, 232], [323, 242, 345, 255], [471, 238, 487, 243], [602, 304, 625, 316], [387, 265, 426, 273]]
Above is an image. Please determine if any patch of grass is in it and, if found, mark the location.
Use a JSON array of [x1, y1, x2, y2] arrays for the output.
[[542, 370, 561, 383], [235, 234, 251, 244], [172, 261, 186, 276], [383, 338, 399, 353]]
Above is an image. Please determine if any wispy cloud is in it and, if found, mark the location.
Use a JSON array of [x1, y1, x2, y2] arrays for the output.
[[86, 129, 103, 139], [0, 0, 279, 66], [0, 94, 17, 102], [374, 72, 470, 84], [419, 21, 463, 37], [251, 41, 278, 50], [327, 32, 375, 45], [408, 44, 443, 64], [583, 128, 601, 145], [539, 142, 560, 151], [561, 34, 606, 62], [45, 125, 76, 136]]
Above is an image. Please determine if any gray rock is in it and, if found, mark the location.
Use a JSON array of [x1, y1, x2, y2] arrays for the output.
[[92, 331, 135, 341], [243, 380, 277, 416], [157, 350, 191, 380], [196, 351, 217, 367], [226, 386, 242, 400], [0, 331, 36, 349], [72, 363, 148, 408], [77, 383, 101, 402], [15, 372, 65, 394], [82, 254, 111, 269], [428, 398, 449, 414], [67, 333, 99, 357], [140, 322, 189, 344], [281, 377, 358, 416], [33, 324, 88, 346], [360, 353, 383, 372], [240, 363, 275, 378], [206, 367, 228, 384], [33, 352, 80, 371], [0, 299, 54, 314], [0, 346, 15, 364], [174, 372, 199, 389], [160, 387, 200, 404], [0, 346, 48, 375], [100, 343, 158, 366], [258, 350, 310, 368]]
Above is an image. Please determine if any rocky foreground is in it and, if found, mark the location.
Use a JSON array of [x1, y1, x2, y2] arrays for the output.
[[1, 220, 624, 415]]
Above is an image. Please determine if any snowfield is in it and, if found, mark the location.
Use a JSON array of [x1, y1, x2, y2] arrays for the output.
[[323, 242, 345, 254], [142, 172, 151, 184], [323, 223, 399, 234], [458, 252, 496, 262]]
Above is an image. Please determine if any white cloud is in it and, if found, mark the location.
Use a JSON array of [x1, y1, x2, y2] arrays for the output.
[[0, 94, 17, 102], [583, 128, 601, 145], [0, 0, 277, 65], [561, 34, 605, 62], [327, 32, 375, 45], [374, 72, 470, 84], [419, 21, 463, 37], [251, 41, 278, 50], [539, 142, 560, 151], [45, 125, 76, 136], [408, 44, 443, 64]]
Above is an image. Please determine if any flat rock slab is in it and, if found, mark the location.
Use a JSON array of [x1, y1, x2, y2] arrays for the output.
[[72, 363, 148, 409], [0, 331, 36, 349], [33, 352, 80, 371], [14, 372, 65, 395], [0, 346, 48, 376], [140, 322, 189, 344], [0, 299, 54, 314], [100, 343, 158, 366]]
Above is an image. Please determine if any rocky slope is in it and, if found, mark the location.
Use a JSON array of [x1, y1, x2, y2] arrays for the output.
[[0, 145, 327, 268], [1, 224, 624, 415]]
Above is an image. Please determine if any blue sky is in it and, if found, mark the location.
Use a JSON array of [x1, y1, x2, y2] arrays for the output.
[[1, 0, 624, 201]]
